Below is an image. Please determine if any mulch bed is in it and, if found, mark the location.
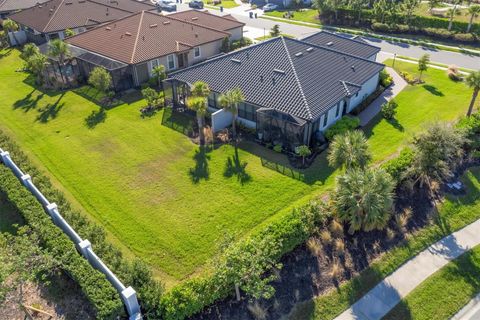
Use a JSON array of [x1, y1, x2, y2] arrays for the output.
[[191, 160, 479, 320]]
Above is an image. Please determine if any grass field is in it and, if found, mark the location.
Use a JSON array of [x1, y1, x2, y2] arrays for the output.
[[289, 167, 480, 319], [385, 244, 480, 320], [0, 49, 474, 285], [211, 0, 238, 8]]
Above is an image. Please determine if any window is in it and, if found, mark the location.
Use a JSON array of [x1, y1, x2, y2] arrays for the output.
[[335, 104, 340, 118], [149, 59, 159, 76], [238, 103, 256, 122], [323, 113, 328, 128], [167, 54, 175, 70], [194, 47, 201, 58]]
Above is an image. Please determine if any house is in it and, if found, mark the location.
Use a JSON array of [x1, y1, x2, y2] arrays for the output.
[[61, 10, 243, 91], [0, 0, 49, 19], [301, 30, 380, 61], [166, 36, 384, 150], [8, 0, 155, 44]]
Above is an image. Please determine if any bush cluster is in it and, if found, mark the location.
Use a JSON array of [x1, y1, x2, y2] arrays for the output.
[[381, 148, 414, 185], [0, 166, 124, 319], [230, 37, 253, 51], [325, 116, 360, 141], [379, 69, 393, 87], [381, 100, 398, 120]]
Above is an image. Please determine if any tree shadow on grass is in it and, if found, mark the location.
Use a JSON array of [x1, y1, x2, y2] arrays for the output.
[[84, 108, 107, 129], [13, 89, 43, 112], [423, 84, 444, 97], [36, 93, 65, 123], [189, 145, 211, 184], [386, 118, 405, 132], [0, 48, 12, 59], [224, 145, 251, 185]]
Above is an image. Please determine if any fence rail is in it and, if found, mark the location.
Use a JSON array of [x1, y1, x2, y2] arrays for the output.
[[0, 148, 142, 320]]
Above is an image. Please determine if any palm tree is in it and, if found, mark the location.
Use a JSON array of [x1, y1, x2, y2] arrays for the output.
[[327, 130, 371, 170], [466, 71, 480, 117], [466, 5, 480, 33], [218, 88, 245, 141], [152, 64, 166, 91], [187, 96, 208, 145], [418, 53, 430, 81], [20, 43, 40, 64], [427, 0, 440, 12], [447, 0, 462, 31], [28, 53, 49, 86], [3, 19, 19, 46], [402, 0, 420, 27], [48, 39, 71, 86], [333, 168, 394, 234]]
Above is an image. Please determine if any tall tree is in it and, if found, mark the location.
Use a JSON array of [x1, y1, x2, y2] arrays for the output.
[[188, 81, 210, 145], [373, 0, 388, 23], [152, 64, 166, 91], [28, 53, 49, 85], [466, 71, 480, 117], [88, 67, 112, 96], [348, 0, 366, 24], [218, 88, 245, 141], [48, 39, 71, 86], [418, 53, 430, 81], [427, 0, 440, 12], [327, 130, 371, 170], [466, 5, 480, 32], [2, 19, 19, 46], [20, 43, 40, 63], [333, 168, 394, 234], [270, 24, 281, 37], [402, 0, 421, 27], [447, 0, 463, 31]]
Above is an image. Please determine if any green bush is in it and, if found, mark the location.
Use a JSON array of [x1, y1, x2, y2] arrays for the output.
[[400, 71, 416, 85], [0, 166, 124, 319], [380, 69, 393, 87], [381, 147, 414, 185], [381, 100, 398, 120], [325, 116, 360, 141], [452, 33, 477, 43], [423, 27, 454, 39]]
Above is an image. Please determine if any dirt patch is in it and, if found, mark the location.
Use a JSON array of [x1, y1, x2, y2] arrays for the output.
[[0, 273, 95, 320]]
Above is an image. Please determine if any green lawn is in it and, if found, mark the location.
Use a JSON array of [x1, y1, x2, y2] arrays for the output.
[[288, 167, 480, 320], [385, 244, 480, 320], [414, 3, 472, 24], [264, 9, 321, 25], [211, 0, 238, 8], [0, 49, 474, 285]]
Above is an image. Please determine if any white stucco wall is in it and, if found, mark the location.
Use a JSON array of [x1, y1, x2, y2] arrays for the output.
[[348, 72, 380, 112], [211, 108, 233, 132], [227, 27, 243, 41], [318, 99, 346, 131]]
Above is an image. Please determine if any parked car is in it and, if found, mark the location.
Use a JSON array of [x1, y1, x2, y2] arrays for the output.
[[189, 0, 204, 8], [262, 3, 278, 11], [157, 0, 177, 11]]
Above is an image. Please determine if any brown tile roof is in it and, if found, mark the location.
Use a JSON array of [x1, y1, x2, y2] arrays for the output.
[[0, 0, 49, 13], [9, 0, 154, 33], [66, 10, 230, 64], [170, 10, 244, 31]]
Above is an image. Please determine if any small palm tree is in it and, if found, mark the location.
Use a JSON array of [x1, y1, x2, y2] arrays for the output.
[[48, 39, 71, 86], [187, 96, 208, 145], [28, 53, 49, 85], [418, 54, 430, 81], [152, 64, 166, 91], [218, 88, 245, 141], [447, 1, 462, 31], [20, 43, 40, 63], [466, 71, 480, 117], [296, 145, 312, 166], [327, 130, 371, 170], [3, 19, 19, 46], [466, 5, 480, 32], [334, 168, 394, 234]]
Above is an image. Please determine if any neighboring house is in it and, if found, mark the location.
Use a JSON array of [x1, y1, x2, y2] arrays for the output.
[[62, 10, 239, 91], [169, 10, 244, 41], [166, 36, 384, 150], [302, 31, 380, 61], [8, 0, 155, 44], [0, 0, 49, 19]]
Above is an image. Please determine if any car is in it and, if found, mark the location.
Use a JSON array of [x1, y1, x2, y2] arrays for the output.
[[262, 3, 278, 11], [189, 0, 204, 9], [156, 0, 177, 11]]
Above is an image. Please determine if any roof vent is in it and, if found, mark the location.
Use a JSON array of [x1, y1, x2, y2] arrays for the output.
[[273, 69, 285, 75], [125, 32, 132, 36], [295, 52, 303, 57], [163, 21, 171, 25], [105, 26, 111, 30], [195, 33, 198, 38], [306, 47, 313, 52], [326, 41, 333, 46], [78, 0, 86, 3], [150, 24, 158, 28], [65, 1, 73, 4], [231, 58, 241, 64], [351, 65, 355, 71], [192, 17, 198, 20]]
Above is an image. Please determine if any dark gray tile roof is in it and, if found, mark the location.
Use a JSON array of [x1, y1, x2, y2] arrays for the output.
[[302, 31, 380, 59], [169, 36, 384, 121]]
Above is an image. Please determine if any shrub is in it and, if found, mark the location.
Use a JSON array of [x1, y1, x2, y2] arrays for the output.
[[306, 238, 322, 256], [379, 69, 393, 87], [423, 27, 453, 39], [386, 227, 396, 241], [324, 116, 360, 141], [320, 230, 332, 245], [453, 33, 477, 43], [447, 64, 463, 81], [329, 260, 343, 278], [230, 37, 253, 51], [371, 22, 391, 32], [333, 238, 345, 256], [329, 219, 344, 238], [88, 67, 112, 95], [273, 144, 282, 153], [381, 147, 414, 185], [381, 100, 398, 120], [400, 71, 416, 84]]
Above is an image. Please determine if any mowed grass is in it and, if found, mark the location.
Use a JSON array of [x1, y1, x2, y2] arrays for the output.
[[289, 167, 480, 320], [385, 244, 480, 320], [264, 9, 321, 25], [0, 50, 473, 284]]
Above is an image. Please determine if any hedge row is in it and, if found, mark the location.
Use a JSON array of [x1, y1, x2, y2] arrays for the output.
[[0, 165, 124, 319]]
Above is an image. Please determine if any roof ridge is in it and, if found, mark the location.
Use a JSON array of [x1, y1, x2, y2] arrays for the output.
[[170, 9, 243, 25], [43, 0, 64, 32], [86, 0, 151, 14], [315, 30, 381, 51], [164, 13, 231, 35], [281, 36, 313, 120], [130, 10, 145, 64]]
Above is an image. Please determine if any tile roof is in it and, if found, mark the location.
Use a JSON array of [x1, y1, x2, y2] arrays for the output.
[[9, 0, 154, 33], [0, 0, 49, 13], [169, 10, 244, 31], [169, 37, 384, 121], [66, 10, 230, 64], [302, 31, 380, 59]]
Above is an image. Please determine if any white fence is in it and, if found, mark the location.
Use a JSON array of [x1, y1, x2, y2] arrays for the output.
[[0, 148, 142, 320]]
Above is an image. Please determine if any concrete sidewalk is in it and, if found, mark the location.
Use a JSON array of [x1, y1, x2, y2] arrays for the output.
[[335, 218, 480, 320], [358, 67, 407, 127], [452, 293, 480, 320]]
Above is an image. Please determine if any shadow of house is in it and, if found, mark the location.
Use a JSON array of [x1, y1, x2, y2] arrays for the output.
[[189, 146, 211, 184]]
